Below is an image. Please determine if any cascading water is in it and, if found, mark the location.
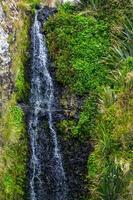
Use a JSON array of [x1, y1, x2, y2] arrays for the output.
[[28, 8, 67, 200]]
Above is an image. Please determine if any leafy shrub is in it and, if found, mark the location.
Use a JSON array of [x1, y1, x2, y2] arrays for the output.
[[45, 4, 110, 95]]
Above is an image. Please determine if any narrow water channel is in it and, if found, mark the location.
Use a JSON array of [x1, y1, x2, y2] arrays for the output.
[[28, 8, 67, 200]]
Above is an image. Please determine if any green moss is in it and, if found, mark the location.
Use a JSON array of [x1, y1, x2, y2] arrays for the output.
[[4, 105, 24, 139], [15, 66, 29, 102], [2, 140, 27, 200], [0, 96, 28, 200], [88, 153, 99, 178], [57, 120, 76, 139], [10, 13, 31, 102]]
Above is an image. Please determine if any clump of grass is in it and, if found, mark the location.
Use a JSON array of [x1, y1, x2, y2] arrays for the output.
[[88, 14, 133, 200]]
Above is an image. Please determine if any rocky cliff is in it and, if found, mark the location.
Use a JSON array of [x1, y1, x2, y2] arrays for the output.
[[0, 1, 30, 198], [0, 2, 11, 109]]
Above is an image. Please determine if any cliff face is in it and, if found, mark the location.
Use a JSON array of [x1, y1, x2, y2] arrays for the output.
[[0, 1, 30, 199], [0, 3, 11, 109], [0, 0, 22, 110]]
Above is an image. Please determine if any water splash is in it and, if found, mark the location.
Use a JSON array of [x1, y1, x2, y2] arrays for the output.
[[29, 9, 67, 200]]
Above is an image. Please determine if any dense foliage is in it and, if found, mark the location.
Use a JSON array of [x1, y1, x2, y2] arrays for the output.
[[45, 4, 111, 141], [45, 4, 110, 95], [45, 1, 133, 199]]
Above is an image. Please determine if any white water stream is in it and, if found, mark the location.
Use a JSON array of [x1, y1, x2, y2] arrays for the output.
[[29, 10, 67, 200]]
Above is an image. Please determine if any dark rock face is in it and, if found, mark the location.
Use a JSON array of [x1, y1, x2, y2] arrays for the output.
[[37, 6, 57, 23], [60, 137, 92, 200], [54, 84, 92, 199]]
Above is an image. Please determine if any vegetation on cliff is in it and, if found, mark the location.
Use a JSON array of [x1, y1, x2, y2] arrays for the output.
[[0, 0, 39, 198], [45, 1, 133, 199]]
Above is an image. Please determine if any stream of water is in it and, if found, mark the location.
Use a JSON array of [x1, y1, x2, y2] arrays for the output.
[[28, 9, 67, 200]]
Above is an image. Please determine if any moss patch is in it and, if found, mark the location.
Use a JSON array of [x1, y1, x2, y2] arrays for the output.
[[0, 96, 28, 200]]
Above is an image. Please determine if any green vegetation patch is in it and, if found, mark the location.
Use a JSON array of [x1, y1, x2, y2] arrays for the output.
[[0, 96, 28, 200], [45, 2, 133, 200], [45, 4, 110, 95], [0, 2, 32, 199]]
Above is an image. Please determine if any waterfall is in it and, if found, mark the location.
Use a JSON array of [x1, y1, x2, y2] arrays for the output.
[[28, 8, 67, 200]]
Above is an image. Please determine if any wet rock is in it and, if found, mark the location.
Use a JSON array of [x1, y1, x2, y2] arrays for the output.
[[37, 6, 57, 24], [47, 53, 91, 200], [59, 136, 92, 200]]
